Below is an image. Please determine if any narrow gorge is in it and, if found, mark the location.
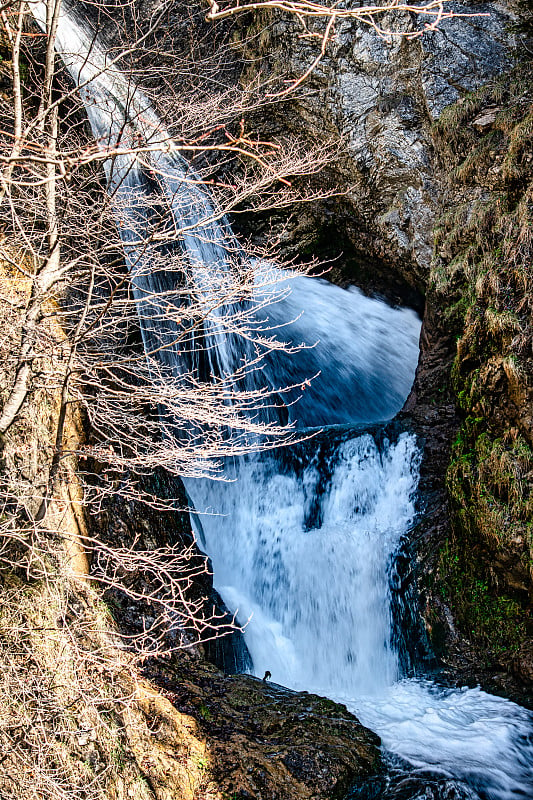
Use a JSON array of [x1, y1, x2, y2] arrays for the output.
[[1, 1, 532, 798]]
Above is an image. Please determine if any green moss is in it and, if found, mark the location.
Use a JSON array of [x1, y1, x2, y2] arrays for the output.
[[430, 59, 533, 664], [437, 536, 528, 661], [442, 428, 533, 661], [443, 292, 473, 328], [314, 696, 340, 713]]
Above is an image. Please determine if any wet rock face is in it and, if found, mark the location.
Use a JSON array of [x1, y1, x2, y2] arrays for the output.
[[90, 465, 253, 670], [241, 2, 514, 294], [148, 657, 381, 800]]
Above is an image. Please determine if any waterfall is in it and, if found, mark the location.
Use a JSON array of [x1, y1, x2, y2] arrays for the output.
[[32, 0, 421, 429], [187, 431, 421, 697], [37, 4, 533, 799]]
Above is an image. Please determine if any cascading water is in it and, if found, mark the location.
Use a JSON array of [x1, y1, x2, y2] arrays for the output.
[[37, 4, 533, 798], [188, 430, 422, 698], [33, 0, 418, 426]]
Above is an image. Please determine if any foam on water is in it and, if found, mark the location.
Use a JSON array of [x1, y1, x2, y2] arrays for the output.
[[187, 428, 533, 800], [353, 681, 533, 799], [188, 432, 421, 696]]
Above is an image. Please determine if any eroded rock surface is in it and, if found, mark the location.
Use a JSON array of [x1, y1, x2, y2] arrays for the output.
[[239, 2, 515, 297], [146, 656, 381, 800]]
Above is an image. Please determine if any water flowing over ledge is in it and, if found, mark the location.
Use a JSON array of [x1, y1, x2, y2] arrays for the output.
[[34, 3, 533, 798], [187, 424, 533, 800], [187, 431, 421, 696]]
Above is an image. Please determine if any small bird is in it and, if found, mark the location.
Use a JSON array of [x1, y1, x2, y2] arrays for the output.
[[262, 670, 271, 682]]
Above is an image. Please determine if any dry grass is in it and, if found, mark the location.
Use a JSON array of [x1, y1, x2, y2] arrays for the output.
[[0, 265, 221, 800], [0, 568, 214, 800], [0, 575, 131, 800]]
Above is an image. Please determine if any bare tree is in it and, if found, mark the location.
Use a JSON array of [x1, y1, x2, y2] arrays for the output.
[[205, 0, 483, 96], [0, 3, 334, 793], [1, 0, 336, 641], [0, 0, 464, 795]]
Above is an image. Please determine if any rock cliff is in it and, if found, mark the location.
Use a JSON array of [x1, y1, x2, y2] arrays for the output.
[[235, 2, 515, 298]]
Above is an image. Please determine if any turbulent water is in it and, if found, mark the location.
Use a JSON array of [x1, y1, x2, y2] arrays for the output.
[[187, 427, 533, 800], [188, 431, 421, 696], [38, 4, 533, 799]]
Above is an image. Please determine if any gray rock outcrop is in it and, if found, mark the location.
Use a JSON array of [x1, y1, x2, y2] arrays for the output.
[[241, 2, 515, 294]]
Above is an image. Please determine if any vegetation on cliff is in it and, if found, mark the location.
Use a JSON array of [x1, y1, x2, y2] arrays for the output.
[[431, 58, 533, 681], [0, 3, 385, 797]]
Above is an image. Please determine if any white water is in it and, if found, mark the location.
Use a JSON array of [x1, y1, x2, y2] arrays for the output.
[[188, 432, 421, 696], [187, 429, 533, 800], [38, 4, 533, 798]]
